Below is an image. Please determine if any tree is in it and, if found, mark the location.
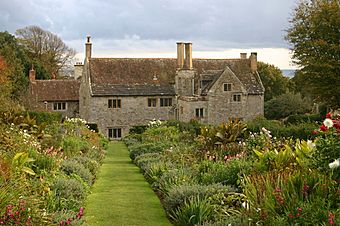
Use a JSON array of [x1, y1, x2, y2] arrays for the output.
[[15, 26, 76, 78], [264, 92, 312, 119], [0, 32, 28, 99], [286, 0, 340, 108], [257, 62, 290, 101]]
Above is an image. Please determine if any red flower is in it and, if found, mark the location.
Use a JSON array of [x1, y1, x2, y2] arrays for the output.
[[334, 123, 340, 129], [326, 113, 332, 119], [312, 130, 319, 135], [298, 207, 302, 213], [320, 125, 328, 131], [288, 213, 294, 219]]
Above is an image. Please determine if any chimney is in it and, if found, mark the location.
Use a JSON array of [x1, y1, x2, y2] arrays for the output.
[[250, 52, 257, 72], [29, 65, 36, 82], [184, 42, 193, 69], [177, 42, 184, 69], [240, 53, 247, 59], [85, 35, 92, 59]]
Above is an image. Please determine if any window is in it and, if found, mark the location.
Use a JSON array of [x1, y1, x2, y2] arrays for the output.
[[108, 99, 121, 108], [148, 98, 157, 107], [160, 98, 172, 107], [233, 94, 242, 102], [53, 102, 67, 111], [223, 83, 232, 91], [108, 128, 122, 139], [195, 108, 204, 118]]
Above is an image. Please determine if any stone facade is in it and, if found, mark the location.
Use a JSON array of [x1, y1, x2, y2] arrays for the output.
[[27, 68, 80, 118], [78, 37, 264, 139]]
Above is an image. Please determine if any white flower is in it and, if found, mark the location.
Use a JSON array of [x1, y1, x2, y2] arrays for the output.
[[307, 140, 316, 150], [323, 118, 334, 128], [329, 159, 340, 169]]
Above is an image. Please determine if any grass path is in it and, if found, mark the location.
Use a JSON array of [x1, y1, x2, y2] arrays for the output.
[[85, 142, 171, 226]]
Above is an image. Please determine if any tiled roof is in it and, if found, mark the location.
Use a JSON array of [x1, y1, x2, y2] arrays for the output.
[[88, 58, 263, 96], [30, 80, 80, 101]]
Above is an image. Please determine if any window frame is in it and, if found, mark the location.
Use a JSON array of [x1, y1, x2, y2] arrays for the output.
[[232, 93, 242, 102], [108, 128, 122, 139], [53, 102, 67, 111], [148, 98, 157, 107], [160, 98, 172, 107], [195, 108, 204, 118], [223, 83, 232, 92], [108, 98, 122, 108]]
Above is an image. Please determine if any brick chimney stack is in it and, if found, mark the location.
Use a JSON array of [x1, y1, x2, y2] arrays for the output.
[[29, 65, 36, 82], [184, 42, 193, 69], [177, 42, 184, 69], [85, 36, 92, 59], [240, 53, 247, 59], [250, 52, 257, 72]]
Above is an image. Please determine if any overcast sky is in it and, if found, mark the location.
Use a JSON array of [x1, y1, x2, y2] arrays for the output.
[[0, 0, 298, 69]]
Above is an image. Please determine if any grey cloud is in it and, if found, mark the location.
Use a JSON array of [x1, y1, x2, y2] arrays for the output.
[[0, 0, 297, 50]]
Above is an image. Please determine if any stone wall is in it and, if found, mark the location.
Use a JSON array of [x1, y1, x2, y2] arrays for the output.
[[87, 95, 175, 138], [29, 101, 79, 118], [178, 97, 208, 123]]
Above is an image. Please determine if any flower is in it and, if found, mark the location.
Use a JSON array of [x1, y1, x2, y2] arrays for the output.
[[326, 113, 332, 119], [329, 159, 340, 169], [323, 118, 334, 128], [320, 125, 328, 131]]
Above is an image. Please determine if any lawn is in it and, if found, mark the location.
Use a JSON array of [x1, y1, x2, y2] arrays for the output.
[[85, 142, 171, 226]]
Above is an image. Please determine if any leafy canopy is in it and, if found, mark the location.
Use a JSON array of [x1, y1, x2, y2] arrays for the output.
[[286, 0, 340, 107]]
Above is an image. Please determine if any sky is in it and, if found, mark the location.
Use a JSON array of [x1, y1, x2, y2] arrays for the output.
[[0, 0, 299, 69]]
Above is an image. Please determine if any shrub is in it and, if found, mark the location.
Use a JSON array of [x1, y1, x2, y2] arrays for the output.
[[134, 153, 162, 173], [129, 142, 170, 160], [26, 111, 62, 125], [28, 148, 57, 172], [142, 126, 180, 143], [285, 114, 322, 124], [70, 156, 100, 176], [50, 178, 86, 211], [170, 196, 215, 226], [164, 184, 235, 214], [60, 159, 93, 185], [264, 92, 312, 119], [197, 159, 251, 187], [155, 168, 198, 196], [129, 125, 148, 134], [62, 136, 90, 157]]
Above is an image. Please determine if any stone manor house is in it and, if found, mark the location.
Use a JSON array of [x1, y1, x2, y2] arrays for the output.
[[28, 36, 264, 139]]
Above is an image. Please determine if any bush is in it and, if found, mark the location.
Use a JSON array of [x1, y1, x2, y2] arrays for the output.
[[164, 184, 235, 214], [28, 148, 57, 172], [27, 111, 62, 125], [247, 117, 318, 139], [155, 168, 198, 196], [134, 153, 162, 173], [129, 142, 170, 160], [62, 136, 90, 157], [264, 93, 312, 119], [70, 156, 100, 176], [142, 126, 180, 143], [285, 114, 322, 124], [50, 178, 86, 211], [170, 196, 215, 226], [60, 159, 93, 185], [197, 159, 251, 187], [129, 125, 148, 134]]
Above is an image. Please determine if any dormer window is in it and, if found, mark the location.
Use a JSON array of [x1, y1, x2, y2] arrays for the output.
[[223, 83, 232, 91]]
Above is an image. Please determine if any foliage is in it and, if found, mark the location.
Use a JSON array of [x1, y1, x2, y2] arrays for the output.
[[62, 136, 91, 157], [60, 159, 94, 186], [265, 92, 312, 119], [284, 113, 322, 125], [170, 196, 215, 226], [26, 111, 62, 125], [164, 184, 235, 215], [16, 25, 76, 78], [129, 142, 170, 160], [286, 0, 340, 108], [242, 170, 339, 225], [0, 31, 28, 99], [257, 62, 290, 101]]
